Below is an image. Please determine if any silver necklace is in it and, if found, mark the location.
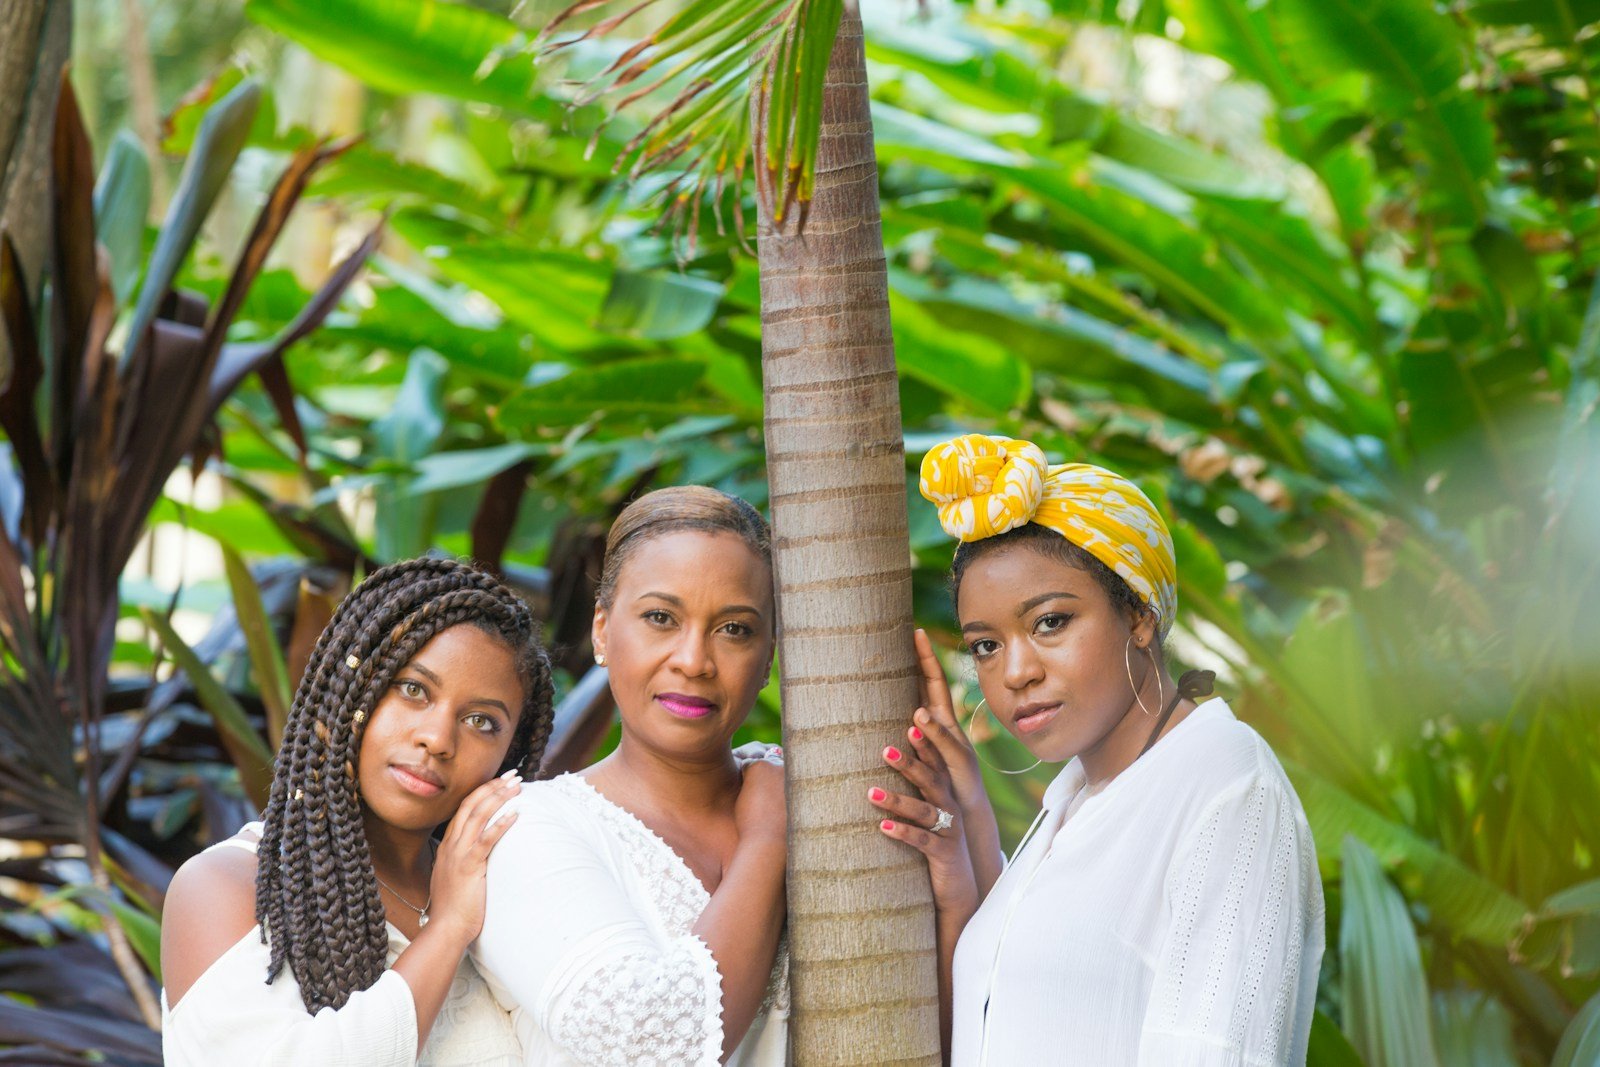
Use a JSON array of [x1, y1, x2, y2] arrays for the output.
[[375, 840, 435, 926], [375, 873, 431, 926]]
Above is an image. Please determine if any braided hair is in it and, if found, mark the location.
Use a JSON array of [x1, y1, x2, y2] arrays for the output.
[[254, 557, 555, 1012]]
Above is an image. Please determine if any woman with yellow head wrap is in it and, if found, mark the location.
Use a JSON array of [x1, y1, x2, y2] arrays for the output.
[[867, 434, 1324, 1066]]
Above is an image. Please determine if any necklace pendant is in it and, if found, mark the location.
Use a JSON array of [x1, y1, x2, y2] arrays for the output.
[[418, 912, 428, 927]]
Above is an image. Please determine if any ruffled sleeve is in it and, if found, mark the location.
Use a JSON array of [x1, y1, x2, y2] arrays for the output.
[[1137, 772, 1325, 1067], [474, 786, 724, 1066]]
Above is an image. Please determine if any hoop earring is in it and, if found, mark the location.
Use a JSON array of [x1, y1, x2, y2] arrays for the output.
[[1149, 645, 1164, 719], [962, 696, 1042, 776], [1125, 636, 1154, 716]]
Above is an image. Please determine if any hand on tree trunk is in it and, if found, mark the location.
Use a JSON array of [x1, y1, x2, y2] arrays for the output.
[[910, 628, 1005, 896]]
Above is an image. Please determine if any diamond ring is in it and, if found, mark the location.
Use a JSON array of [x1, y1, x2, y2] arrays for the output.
[[930, 807, 954, 834]]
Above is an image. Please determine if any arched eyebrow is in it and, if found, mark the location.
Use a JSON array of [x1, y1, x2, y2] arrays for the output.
[[960, 591, 1079, 634], [401, 662, 511, 714], [637, 591, 765, 618], [1016, 591, 1079, 617]]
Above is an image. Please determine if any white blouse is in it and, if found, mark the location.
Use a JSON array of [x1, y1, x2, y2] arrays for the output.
[[474, 774, 789, 1067], [161, 823, 521, 1067], [951, 699, 1324, 1066]]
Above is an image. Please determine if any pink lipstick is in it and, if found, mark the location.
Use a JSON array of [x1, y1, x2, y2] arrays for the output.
[[658, 693, 716, 719]]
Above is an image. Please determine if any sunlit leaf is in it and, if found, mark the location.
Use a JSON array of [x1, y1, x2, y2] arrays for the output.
[[597, 269, 725, 339], [246, 0, 539, 112]]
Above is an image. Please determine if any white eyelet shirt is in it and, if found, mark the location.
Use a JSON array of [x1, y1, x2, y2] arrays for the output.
[[951, 699, 1325, 1066], [474, 774, 789, 1067]]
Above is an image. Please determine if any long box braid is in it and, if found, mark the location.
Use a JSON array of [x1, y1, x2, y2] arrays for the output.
[[254, 558, 555, 1012]]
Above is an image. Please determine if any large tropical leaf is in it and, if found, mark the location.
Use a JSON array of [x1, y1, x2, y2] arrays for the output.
[[1340, 835, 1442, 1067], [1289, 763, 1530, 948], [246, 0, 539, 112], [1554, 990, 1600, 1067], [496, 355, 710, 429], [1268, 0, 1494, 226]]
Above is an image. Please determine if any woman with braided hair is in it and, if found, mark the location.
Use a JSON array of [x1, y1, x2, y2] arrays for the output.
[[160, 557, 556, 1066], [473, 485, 789, 1066], [868, 435, 1323, 1065]]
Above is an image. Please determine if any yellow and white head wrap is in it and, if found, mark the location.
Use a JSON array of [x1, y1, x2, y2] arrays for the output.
[[919, 434, 1179, 638]]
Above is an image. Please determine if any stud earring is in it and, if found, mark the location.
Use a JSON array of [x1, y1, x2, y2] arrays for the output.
[[595, 653, 607, 667]]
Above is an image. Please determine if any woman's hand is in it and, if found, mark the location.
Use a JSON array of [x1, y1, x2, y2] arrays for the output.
[[731, 740, 784, 769], [906, 628, 1004, 897], [873, 741, 979, 922], [911, 628, 985, 814], [425, 769, 523, 947], [734, 758, 788, 848]]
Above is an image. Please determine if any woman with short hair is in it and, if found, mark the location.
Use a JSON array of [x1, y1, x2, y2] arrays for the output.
[[475, 486, 789, 1066]]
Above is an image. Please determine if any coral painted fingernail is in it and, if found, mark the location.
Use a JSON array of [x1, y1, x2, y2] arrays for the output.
[[881, 820, 896, 831], [868, 787, 886, 802], [884, 746, 902, 762], [909, 726, 924, 742]]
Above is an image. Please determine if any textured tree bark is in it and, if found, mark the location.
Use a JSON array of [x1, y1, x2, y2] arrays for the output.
[[755, 2, 942, 1062], [0, 0, 70, 324]]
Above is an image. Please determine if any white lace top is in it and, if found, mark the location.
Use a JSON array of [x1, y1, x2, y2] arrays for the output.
[[474, 774, 789, 1066], [951, 699, 1324, 1066], [161, 822, 521, 1067]]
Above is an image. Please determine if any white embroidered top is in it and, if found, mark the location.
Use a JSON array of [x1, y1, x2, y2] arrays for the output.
[[951, 699, 1325, 1066], [474, 774, 789, 1067], [161, 822, 521, 1067]]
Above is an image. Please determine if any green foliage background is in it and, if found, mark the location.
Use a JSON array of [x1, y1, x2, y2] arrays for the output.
[[4, 0, 1599, 1062]]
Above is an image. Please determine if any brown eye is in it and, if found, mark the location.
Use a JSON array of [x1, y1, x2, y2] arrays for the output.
[[464, 712, 500, 734]]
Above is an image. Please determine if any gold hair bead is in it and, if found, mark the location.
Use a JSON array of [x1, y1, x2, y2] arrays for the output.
[[294, 788, 303, 801], [346, 654, 361, 670], [353, 710, 366, 724]]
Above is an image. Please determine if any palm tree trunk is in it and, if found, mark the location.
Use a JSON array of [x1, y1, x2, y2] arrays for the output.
[[756, 2, 941, 1062]]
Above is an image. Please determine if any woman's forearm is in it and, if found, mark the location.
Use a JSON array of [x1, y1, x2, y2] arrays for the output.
[[963, 802, 1004, 900], [935, 896, 976, 1065], [693, 835, 787, 1060], [391, 921, 475, 1052]]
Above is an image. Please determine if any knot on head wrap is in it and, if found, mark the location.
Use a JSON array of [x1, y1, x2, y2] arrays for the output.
[[919, 434, 1180, 638], [919, 435, 1047, 542]]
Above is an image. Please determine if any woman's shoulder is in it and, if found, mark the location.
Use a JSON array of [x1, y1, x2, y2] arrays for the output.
[[500, 774, 628, 844], [1158, 699, 1303, 816], [161, 829, 264, 1008]]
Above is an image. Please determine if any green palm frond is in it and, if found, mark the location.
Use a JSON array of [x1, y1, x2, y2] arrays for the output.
[[534, 0, 843, 240]]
